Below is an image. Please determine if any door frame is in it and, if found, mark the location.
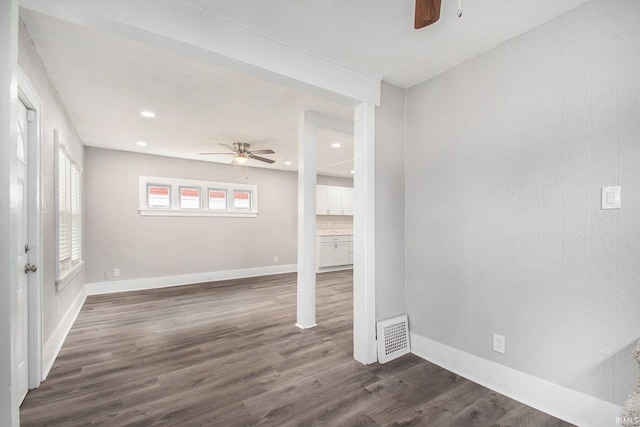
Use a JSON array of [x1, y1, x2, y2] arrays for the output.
[[17, 68, 44, 389]]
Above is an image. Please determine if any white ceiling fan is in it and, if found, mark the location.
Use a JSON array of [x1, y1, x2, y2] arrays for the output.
[[200, 142, 275, 165]]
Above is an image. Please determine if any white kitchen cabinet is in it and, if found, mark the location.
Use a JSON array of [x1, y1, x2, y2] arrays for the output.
[[317, 235, 353, 269], [341, 188, 354, 215], [317, 241, 336, 268], [334, 241, 350, 265], [316, 186, 328, 215], [316, 185, 354, 216], [326, 187, 342, 214]]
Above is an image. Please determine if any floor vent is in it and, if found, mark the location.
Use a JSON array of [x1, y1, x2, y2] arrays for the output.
[[377, 315, 410, 364]]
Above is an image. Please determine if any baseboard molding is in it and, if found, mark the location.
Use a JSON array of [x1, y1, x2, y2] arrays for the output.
[[86, 264, 298, 296], [42, 286, 87, 380], [410, 333, 622, 427]]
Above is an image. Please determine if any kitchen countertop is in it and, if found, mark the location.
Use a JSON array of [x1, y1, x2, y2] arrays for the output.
[[316, 228, 353, 236]]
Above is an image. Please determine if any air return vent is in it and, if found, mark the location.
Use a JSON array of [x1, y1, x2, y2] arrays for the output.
[[377, 315, 410, 364]]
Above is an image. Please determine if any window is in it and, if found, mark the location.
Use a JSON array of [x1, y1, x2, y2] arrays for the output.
[[55, 130, 82, 288], [233, 190, 251, 211], [138, 176, 258, 217], [208, 189, 227, 210], [179, 187, 201, 209], [147, 184, 171, 208]]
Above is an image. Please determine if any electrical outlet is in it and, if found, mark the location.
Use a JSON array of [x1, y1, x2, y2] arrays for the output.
[[273, 256, 278, 263], [104, 272, 111, 280], [493, 333, 505, 354], [114, 268, 120, 277]]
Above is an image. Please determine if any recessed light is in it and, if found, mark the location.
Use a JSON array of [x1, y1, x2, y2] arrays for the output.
[[350, 170, 355, 174], [136, 141, 148, 146], [284, 161, 292, 166], [331, 142, 341, 148], [140, 111, 155, 118]]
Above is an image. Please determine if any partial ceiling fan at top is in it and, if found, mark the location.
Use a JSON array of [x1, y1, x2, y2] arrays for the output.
[[200, 142, 275, 165], [414, 0, 463, 29], [414, 0, 441, 29]]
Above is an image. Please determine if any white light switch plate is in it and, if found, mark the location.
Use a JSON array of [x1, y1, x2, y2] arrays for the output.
[[602, 186, 621, 209]]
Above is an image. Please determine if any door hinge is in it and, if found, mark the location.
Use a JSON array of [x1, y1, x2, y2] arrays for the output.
[[27, 109, 35, 122]]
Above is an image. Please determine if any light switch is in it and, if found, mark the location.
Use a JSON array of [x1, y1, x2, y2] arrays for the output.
[[602, 186, 621, 209]]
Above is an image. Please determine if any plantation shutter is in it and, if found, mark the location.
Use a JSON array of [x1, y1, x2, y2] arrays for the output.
[[70, 163, 81, 261], [58, 149, 71, 262]]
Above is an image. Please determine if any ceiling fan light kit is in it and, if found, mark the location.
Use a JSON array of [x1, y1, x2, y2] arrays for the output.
[[233, 153, 250, 164]]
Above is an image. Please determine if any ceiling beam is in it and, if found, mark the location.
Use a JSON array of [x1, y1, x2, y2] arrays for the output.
[[20, 0, 381, 106]]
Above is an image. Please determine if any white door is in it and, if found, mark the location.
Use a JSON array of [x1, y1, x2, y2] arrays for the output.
[[15, 99, 32, 404]]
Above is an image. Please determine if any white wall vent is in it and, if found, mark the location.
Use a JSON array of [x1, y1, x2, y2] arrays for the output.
[[377, 315, 410, 364]]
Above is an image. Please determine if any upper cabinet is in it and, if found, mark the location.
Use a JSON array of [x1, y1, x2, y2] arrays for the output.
[[316, 185, 354, 215], [341, 188, 354, 215]]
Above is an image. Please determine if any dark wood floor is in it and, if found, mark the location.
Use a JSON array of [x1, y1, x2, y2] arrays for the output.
[[21, 271, 572, 426]]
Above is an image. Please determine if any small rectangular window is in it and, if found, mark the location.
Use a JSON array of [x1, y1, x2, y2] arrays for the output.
[[147, 184, 171, 208], [179, 186, 201, 209], [139, 176, 258, 217], [208, 188, 227, 210], [233, 190, 251, 211]]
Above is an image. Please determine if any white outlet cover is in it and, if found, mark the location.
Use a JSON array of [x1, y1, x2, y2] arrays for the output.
[[493, 333, 505, 354], [602, 186, 621, 209]]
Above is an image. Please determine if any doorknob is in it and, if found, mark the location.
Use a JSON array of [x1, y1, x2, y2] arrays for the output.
[[24, 263, 38, 274]]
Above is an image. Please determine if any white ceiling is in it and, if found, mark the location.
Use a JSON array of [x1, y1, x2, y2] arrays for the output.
[[19, 0, 591, 177]]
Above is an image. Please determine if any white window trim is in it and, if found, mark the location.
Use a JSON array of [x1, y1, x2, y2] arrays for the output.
[[138, 176, 259, 217], [54, 129, 83, 290]]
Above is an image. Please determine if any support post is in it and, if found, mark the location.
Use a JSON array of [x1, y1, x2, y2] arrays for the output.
[[296, 112, 317, 329], [353, 103, 377, 364]]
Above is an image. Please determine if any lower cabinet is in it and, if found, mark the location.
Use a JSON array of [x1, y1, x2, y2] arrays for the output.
[[317, 235, 353, 269]]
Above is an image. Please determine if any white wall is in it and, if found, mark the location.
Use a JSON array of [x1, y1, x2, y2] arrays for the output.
[[18, 17, 85, 346], [1, 2, 19, 425], [84, 147, 298, 285], [376, 82, 406, 321], [405, 0, 640, 407]]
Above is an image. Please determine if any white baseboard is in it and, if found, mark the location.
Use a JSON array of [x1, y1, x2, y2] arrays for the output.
[[86, 264, 298, 296], [410, 333, 622, 427], [42, 286, 87, 380]]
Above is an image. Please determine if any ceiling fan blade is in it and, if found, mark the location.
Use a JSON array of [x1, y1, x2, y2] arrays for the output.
[[199, 152, 234, 155], [218, 143, 236, 151], [249, 154, 275, 164], [250, 149, 275, 155], [415, 0, 441, 29]]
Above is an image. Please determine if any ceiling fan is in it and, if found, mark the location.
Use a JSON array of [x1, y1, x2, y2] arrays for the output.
[[200, 142, 275, 165], [415, 0, 443, 29]]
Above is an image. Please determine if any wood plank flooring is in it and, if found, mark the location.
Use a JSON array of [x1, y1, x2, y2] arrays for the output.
[[20, 271, 573, 426]]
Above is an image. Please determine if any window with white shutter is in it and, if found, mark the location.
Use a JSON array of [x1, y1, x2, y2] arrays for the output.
[[56, 130, 82, 288]]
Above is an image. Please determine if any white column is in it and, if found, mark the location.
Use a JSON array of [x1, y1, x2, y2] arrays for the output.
[[353, 103, 377, 364], [0, 0, 20, 425], [296, 112, 317, 329]]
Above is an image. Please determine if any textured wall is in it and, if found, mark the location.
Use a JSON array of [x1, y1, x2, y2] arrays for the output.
[[405, 0, 640, 405], [84, 148, 298, 284], [18, 18, 86, 344], [376, 82, 406, 321]]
